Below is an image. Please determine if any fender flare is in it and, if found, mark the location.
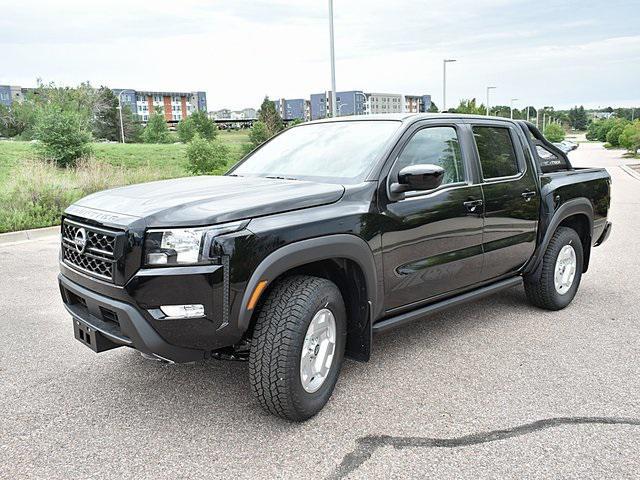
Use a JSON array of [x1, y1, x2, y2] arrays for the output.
[[235, 234, 379, 333], [524, 197, 594, 278]]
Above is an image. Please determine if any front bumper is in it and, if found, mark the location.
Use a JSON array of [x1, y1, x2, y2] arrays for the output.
[[59, 256, 247, 362], [60, 274, 207, 362]]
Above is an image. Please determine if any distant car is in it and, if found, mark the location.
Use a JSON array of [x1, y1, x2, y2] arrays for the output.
[[561, 140, 578, 151]]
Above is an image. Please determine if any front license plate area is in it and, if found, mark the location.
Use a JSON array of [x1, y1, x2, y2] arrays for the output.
[[73, 320, 121, 353]]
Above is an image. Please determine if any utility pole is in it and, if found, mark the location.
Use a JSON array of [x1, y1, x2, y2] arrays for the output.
[[117, 90, 127, 144], [328, 0, 337, 117], [486, 86, 496, 116], [526, 106, 530, 123], [442, 59, 456, 112]]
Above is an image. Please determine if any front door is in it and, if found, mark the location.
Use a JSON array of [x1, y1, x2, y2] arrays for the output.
[[380, 123, 485, 312], [470, 123, 540, 280]]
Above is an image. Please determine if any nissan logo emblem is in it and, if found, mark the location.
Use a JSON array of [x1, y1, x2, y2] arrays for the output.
[[74, 227, 87, 254]]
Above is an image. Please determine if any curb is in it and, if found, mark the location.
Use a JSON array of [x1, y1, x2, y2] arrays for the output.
[[621, 165, 640, 182], [0, 225, 60, 246]]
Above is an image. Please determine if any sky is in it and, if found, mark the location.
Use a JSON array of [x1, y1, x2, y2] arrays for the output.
[[1, 0, 638, 111]]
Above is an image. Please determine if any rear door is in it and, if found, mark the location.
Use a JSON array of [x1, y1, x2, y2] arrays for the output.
[[379, 120, 485, 311], [469, 121, 540, 280]]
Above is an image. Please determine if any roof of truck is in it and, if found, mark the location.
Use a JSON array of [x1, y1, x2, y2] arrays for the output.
[[309, 112, 522, 124]]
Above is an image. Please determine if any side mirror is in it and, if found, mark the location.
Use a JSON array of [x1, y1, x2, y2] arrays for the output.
[[390, 164, 445, 197]]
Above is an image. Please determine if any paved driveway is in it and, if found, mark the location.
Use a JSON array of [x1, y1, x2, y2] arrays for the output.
[[1, 143, 639, 479]]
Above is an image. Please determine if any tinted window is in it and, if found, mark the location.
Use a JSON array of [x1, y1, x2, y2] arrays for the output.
[[232, 121, 400, 184], [473, 126, 520, 179], [395, 127, 464, 185]]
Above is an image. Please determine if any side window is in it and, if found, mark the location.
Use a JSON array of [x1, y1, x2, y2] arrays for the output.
[[395, 126, 465, 186], [473, 126, 520, 179]]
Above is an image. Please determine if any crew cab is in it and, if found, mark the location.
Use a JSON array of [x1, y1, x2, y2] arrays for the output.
[[58, 114, 611, 421]]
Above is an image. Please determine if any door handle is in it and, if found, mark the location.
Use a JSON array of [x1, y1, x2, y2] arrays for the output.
[[521, 191, 536, 202], [463, 199, 483, 213]]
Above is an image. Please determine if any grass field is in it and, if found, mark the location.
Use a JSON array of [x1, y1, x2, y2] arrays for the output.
[[0, 131, 250, 233]]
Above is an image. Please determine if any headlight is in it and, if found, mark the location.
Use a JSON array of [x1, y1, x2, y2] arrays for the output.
[[144, 220, 248, 266]]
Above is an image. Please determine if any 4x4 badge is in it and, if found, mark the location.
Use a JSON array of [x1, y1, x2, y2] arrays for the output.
[[74, 228, 87, 254]]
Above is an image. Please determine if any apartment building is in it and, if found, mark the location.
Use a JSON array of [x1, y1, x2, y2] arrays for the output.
[[274, 98, 311, 121], [310, 91, 367, 120], [0, 85, 28, 106], [113, 89, 207, 122], [404, 94, 432, 113]]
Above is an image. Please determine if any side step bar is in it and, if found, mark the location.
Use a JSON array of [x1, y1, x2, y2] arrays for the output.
[[372, 276, 523, 334]]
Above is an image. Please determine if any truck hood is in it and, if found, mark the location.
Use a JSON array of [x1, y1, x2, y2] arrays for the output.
[[67, 175, 345, 227]]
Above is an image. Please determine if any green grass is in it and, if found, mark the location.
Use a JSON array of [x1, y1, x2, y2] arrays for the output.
[[0, 130, 250, 233]]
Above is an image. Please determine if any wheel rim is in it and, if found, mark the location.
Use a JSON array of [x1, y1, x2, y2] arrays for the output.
[[554, 244, 577, 295], [300, 308, 337, 393]]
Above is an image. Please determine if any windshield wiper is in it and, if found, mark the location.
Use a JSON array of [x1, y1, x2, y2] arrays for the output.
[[265, 175, 299, 181]]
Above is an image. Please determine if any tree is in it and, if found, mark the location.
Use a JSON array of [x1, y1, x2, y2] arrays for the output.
[[427, 101, 439, 113], [568, 105, 588, 130], [619, 121, 640, 153], [605, 120, 629, 147], [186, 133, 230, 174], [257, 96, 283, 137], [142, 108, 170, 143], [92, 87, 120, 141], [33, 105, 93, 167], [248, 120, 270, 147], [177, 110, 217, 143], [544, 123, 565, 142], [453, 98, 486, 115]]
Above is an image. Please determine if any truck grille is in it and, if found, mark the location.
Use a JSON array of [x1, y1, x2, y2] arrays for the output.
[[61, 219, 120, 282]]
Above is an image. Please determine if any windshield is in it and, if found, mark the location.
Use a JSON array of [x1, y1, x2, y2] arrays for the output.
[[230, 120, 401, 183]]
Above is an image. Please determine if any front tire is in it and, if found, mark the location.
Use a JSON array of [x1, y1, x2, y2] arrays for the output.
[[249, 275, 346, 421], [525, 226, 584, 310]]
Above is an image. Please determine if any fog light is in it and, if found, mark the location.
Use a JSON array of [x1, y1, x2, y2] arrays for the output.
[[159, 304, 205, 319]]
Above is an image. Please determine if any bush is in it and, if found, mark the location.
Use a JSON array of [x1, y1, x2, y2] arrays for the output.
[[606, 121, 628, 147], [544, 123, 565, 142], [33, 106, 93, 167], [619, 121, 640, 153], [177, 111, 217, 143], [142, 112, 170, 143], [186, 134, 230, 174]]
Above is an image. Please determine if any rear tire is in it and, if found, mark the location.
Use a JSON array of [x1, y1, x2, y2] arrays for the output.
[[525, 226, 584, 310], [249, 275, 346, 421]]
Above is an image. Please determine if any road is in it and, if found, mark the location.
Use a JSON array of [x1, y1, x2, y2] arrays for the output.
[[1, 143, 639, 479]]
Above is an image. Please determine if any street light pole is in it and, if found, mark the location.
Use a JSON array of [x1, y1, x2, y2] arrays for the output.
[[117, 90, 127, 144], [442, 59, 456, 112], [486, 86, 496, 116], [328, 0, 337, 117], [526, 106, 530, 123], [510, 98, 519, 119]]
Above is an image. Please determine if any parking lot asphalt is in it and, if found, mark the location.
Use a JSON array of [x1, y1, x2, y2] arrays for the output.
[[1, 143, 639, 479]]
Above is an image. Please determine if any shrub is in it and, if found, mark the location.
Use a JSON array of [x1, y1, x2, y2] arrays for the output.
[[177, 111, 217, 143], [33, 106, 93, 167], [142, 112, 170, 143], [186, 134, 230, 174], [248, 120, 270, 148], [619, 121, 640, 153], [544, 123, 565, 142], [606, 121, 628, 147], [176, 116, 196, 143]]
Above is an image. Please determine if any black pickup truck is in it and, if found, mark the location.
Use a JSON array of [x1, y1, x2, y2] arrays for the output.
[[59, 114, 611, 421]]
